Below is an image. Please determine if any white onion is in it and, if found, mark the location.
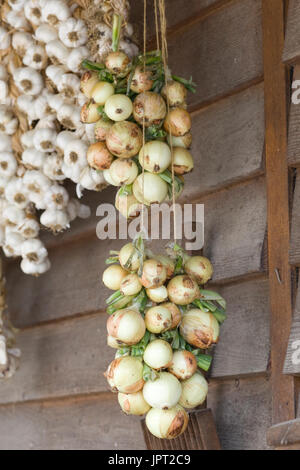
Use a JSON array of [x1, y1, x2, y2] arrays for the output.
[[105, 356, 144, 393], [130, 66, 153, 93], [102, 264, 128, 290], [106, 121, 142, 158], [172, 147, 194, 175], [115, 190, 142, 219], [91, 81, 115, 105], [120, 273, 142, 296], [133, 173, 168, 206], [140, 258, 167, 288], [167, 275, 200, 305], [164, 108, 192, 137], [105, 51, 131, 77], [184, 256, 213, 284], [133, 92, 166, 127], [139, 141, 171, 174], [118, 391, 151, 416], [167, 132, 192, 149], [86, 142, 113, 171], [95, 118, 113, 142], [143, 372, 182, 409], [107, 335, 127, 349], [109, 159, 138, 186], [80, 71, 99, 98], [105, 94, 133, 122], [119, 243, 142, 272], [145, 305, 172, 334], [80, 102, 100, 123], [107, 308, 145, 345], [161, 302, 182, 329], [162, 81, 187, 107], [168, 350, 197, 380], [143, 339, 173, 370], [146, 405, 189, 439], [180, 308, 220, 349], [179, 372, 208, 409], [146, 285, 168, 303]]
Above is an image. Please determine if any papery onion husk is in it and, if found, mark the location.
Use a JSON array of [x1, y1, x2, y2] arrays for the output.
[[143, 339, 173, 370], [87, 142, 113, 170], [184, 256, 213, 284], [145, 405, 189, 439], [172, 147, 194, 175], [162, 81, 187, 107], [119, 242, 142, 272], [107, 335, 127, 349], [179, 371, 208, 409], [102, 264, 128, 290], [80, 101, 100, 123], [105, 356, 144, 393], [164, 108, 192, 137], [133, 91, 167, 128], [167, 275, 200, 305], [105, 51, 131, 77], [106, 121, 143, 158], [107, 308, 145, 345], [110, 159, 138, 186], [168, 350, 197, 380], [133, 173, 168, 205], [120, 273, 143, 296], [139, 141, 171, 174], [161, 302, 182, 329], [95, 117, 113, 141], [167, 132, 192, 149], [105, 94, 133, 122], [180, 308, 220, 349], [130, 66, 153, 93], [118, 391, 151, 416], [143, 371, 182, 409], [80, 71, 99, 98], [140, 258, 167, 288], [146, 285, 168, 303], [155, 255, 175, 278], [115, 190, 142, 219], [145, 305, 172, 334]]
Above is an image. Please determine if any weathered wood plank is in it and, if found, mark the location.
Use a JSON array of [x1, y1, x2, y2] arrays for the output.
[[284, 284, 300, 375], [208, 376, 272, 450], [267, 418, 300, 448], [287, 66, 300, 167], [0, 395, 146, 450], [289, 171, 300, 265], [282, 0, 300, 64]]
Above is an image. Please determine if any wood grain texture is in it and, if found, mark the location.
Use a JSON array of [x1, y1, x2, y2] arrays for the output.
[[284, 284, 300, 375], [262, 0, 295, 424], [208, 376, 272, 450], [289, 172, 300, 265], [183, 84, 265, 199], [287, 66, 300, 166], [0, 395, 146, 450], [282, 0, 300, 64], [267, 418, 300, 448]]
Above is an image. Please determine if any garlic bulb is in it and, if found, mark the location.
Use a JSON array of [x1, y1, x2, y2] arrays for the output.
[[23, 44, 48, 71], [8, 0, 27, 12], [21, 238, 47, 263], [57, 73, 80, 99], [0, 106, 18, 136], [66, 46, 89, 73], [57, 104, 80, 129], [5, 10, 29, 30], [14, 67, 44, 96], [18, 217, 40, 239], [40, 208, 70, 232], [5, 177, 29, 209], [21, 148, 45, 169], [46, 40, 70, 65], [0, 133, 12, 152], [12, 32, 35, 56], [33, 128, 57, 153], [3, 204, 25, 227], [35, 23, 58, 43], [23, 170, 51, 209], [64, 139, 88, 169], [43, 153, 65, 181], [58, 18, 87, 48], [42, 0, 71, 26], [24, 0, 43, 26], [0, 152, 17, 179], [20, 129, 35, 148], [46, 64, 66, 88], [0, 27, 11, 50], [44, 184, 69, 210], [21, 257, 51, 276]]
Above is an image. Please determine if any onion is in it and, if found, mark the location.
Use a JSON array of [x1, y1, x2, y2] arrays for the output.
[[164, 108, 192, 136], [105, 94, 133, 121], [155, 255, 175, 278], [146, 405, 189, 439], [162, 302, 182, 328], [91, 81, 115, 105], [119, 243, 142, 272], [107, 308, 145, 345], [120, 273, 142, 296], [143, 372, 182, 409], [105, 356, 144, 393], [118, 391, 151, 416], [168, 350, 197, 380], [172, 147, 194, 175], [130, 66, 153, 93], [133, 92, 166, 127], [180, 308, 219, 349], [107, 335, 127, 349], [86, 142, 113, 170], [167, 132, 192, 149], [145, 305, 172, 333], [103, 168, 118, 186], [106, 121, 142, 158], [80, 101, 100, 123], [139, 141, 171, 174], [102, 264, 128, 290], [167, 275, 200, 305], [115, 190, 142, 219], [179, 372, 208, 409], [80, 71, 99, 98], [109, 159, 138, 185], [95, 118, 113, 141], [140, 259, 167, 288], [133, 173, 168, 205], [162, 81, 187, 107], [184, 256, 213, 284], [146, 285, 168, 303], [105, 51, 131, 77], [143, 339, 173, 370]]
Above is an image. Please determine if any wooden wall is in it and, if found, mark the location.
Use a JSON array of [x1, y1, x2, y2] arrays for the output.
[[0, 0, 276, 450]]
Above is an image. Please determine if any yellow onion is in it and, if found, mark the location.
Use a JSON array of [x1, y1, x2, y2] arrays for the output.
[[172, 147, 194, 175], [162, 81, 187, 107], [105, 356, 144, 393], [155, 255, 175, 278], [80, 71, 99, 98], [105, 94, 133, 121], [140, 259, 167, 288], [145, 305, 172, 334], [167, 132, 192, 149], [143, 339, 173, 370], [118, 391, 151, 416], [130, 66, 153, 93], [184, 256, 213, 284], [120, 273, 142, 296], [164, 108, 192, 137], [105, 51, 131, 77], [180, 308, 219, 349], [143, 372, 182, 409], [119, 243, 142, 272], [107, 335, 127, 349], [168, 350, 197, 380], [146, 405, 189, 439], [91, 81, 115, 105], [109, 159, 138, 186], [86, 142, 113, 170], [179, 372, 208, 409], [139, 141, 171, 174], [80, 101, 100, 123], [102, 264, 128, 290], [95, 117, 113, 141], [167, 275, 199, 305], [133, 91, 166, 127], [103, 168, 118, 186], [115, 190, 142, 219], [146, 285, 168, 303], [107, 308, 145, 345], [162, 302, 182, 329], [133, 173, 168, 205], [106, 121, 143, 158]]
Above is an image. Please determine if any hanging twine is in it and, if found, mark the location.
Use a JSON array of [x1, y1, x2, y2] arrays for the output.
[[140, 0, 147, 238]]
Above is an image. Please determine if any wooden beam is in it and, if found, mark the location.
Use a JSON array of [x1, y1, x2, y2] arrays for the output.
[[262, 0, 295, 424]]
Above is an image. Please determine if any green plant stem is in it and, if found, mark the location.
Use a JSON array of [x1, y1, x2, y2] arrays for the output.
[[112, 14, 123, 52]]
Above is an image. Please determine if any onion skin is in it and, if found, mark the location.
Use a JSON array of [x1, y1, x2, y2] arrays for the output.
[[139, 141, 171, 174], [80, 101, 100, 123], [184, 256, 213, 284], [105, 94, 133, 122], [167, 275, 200, 305], [102, 264, 128, 290], [110, 159, 138, 186], [140, 259, 167, 288], [133, 92, 167, 127], [161, 302, 182, 328], [145, 305, 172, 334], [106, 121, 143, 158], [133, 173, 168, 205], [105, 51, 131, 77], [168, 350, 197, 380], [162, 81, 187, 107], [179, 372, 208, 409], [95, 118, 113, 141], [172, 147, 194, 175], [145, 405, 189, 439], [155, 255, 175, 278], [107, 335, 127, 349], [130, 66, 153, 93], [107, 308, 146, 345], [91, 81, 115, 105], [143, 339, 173, 370], [120, 273, 142, 296], [143, 372, 182, 409], [87, 142, 113, 170], [115, 190, 142, 219], [104, 356, 144, 393], [146, 285, 168, 303], [180, 308, 220, 349], [167, 132, 192, 149], [118, 391, 151, 416], [119, 243, 141, 272], [164, 108, 192, 137], [80, 71, 99, 98]]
